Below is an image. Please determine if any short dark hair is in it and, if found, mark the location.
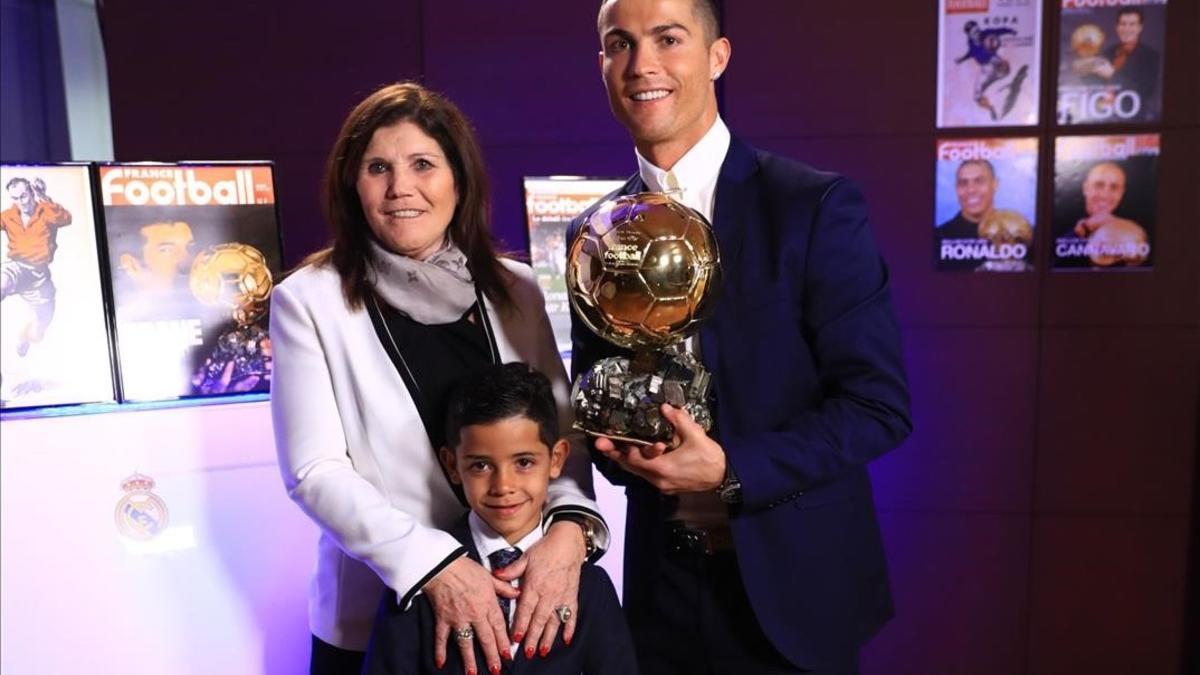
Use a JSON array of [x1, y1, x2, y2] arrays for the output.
[[444, 363, 560, 451], [598, 0, 721, 43], [304, 81, 512, 312], [957, 159, 996, 179], [5, 177, 30, 192], [1116, 8, 1143, 24]]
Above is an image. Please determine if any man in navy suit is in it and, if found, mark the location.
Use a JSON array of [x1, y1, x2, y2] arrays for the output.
[[569, 1, 912, 673]]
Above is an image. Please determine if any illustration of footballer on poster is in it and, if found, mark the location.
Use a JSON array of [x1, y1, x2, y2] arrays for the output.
[[938, 0, 1043, 128], [99, 164, 282, 401], [0, 164, 115, 409]]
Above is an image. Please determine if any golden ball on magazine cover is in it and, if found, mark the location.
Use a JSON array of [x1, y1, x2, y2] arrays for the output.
[[189, 242, 273, 325], [1071, 24, 1105, 58], [977, 209, 1033, 246]]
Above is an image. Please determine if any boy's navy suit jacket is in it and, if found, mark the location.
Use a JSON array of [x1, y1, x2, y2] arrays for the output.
[[362, 515, 637, 675]]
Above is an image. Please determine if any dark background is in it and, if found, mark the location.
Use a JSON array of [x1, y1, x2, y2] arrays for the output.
[[45, 1, 1200, 673]]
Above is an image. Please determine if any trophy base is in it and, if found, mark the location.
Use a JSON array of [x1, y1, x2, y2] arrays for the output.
[[575, 427, 656, 448], [570, 348, 712, 444]]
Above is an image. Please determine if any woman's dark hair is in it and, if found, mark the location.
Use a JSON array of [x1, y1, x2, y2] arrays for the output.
[[303, 81, 512, 310], [444, 363, 560, 451]]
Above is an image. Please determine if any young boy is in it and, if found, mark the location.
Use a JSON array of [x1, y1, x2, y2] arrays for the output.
[[362, 363, 636, 675]]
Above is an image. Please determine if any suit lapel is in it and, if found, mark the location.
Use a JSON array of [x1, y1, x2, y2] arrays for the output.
[[700, 137, 757, 377], [621, 173, 645, 196]]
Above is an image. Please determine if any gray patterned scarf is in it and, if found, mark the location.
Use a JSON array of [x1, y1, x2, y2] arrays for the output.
[[367, 239, 476, 325]]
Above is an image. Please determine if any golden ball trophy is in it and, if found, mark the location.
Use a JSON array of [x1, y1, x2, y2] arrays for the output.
[[566, 193, 722, 445]]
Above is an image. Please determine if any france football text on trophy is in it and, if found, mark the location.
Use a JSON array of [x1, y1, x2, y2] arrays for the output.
[[566, 192, 721, 446]]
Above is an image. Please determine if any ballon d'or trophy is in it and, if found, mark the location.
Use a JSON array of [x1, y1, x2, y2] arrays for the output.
[[1070, 23, 1110, 78], [566, 193, 722, 445]]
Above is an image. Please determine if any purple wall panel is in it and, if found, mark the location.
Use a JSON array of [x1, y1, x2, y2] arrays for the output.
[[101, 1, 424, 264], [864, 512, 1029, 675], [1035, 327, 1199, 515], [1041, 130, 1200, 328], [872, 327, 1037, 512], [723, 1, 936, 137], [475, 142, 634, 258], [1156, 0, 1200, 127], [421, 1, 626, 147], [103, 2, 423, 158], [1027, 516, 1189, 675], [271, 149, 333, 266]]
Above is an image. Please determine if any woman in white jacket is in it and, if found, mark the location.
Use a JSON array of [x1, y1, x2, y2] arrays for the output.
[[270, 82, 607, 675]]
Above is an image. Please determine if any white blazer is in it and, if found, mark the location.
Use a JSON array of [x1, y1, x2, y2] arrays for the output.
[[270, 259, 602, 650]]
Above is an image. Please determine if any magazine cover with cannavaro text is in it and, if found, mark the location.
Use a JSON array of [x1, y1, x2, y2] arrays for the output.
[[934, 137, 1039, 272], [1053, 135, 1159, 270], [99, 163, 283, 401], [1, 163, 116, 409], [938, 0, 1042, 128], [1057, 0, 1167, 125], [523, 176, 625, 368]]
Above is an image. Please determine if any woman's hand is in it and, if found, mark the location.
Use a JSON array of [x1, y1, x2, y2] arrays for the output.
[[493, 521, 586, 659], [424, 556, 518, 675]]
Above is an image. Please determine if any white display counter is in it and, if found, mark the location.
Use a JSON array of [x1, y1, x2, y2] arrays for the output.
[[0, 399, 626, 674]]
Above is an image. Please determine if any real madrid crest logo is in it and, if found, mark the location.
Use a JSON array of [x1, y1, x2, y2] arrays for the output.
[[115, 472, 169, 540]]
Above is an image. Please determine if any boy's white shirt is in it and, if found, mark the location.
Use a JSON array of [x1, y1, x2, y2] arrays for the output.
[[470, 512, 543, 647]]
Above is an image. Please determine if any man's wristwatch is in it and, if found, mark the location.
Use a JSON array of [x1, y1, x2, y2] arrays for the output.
[[554, 513, 598, 558], [716, 461, 743, 504]]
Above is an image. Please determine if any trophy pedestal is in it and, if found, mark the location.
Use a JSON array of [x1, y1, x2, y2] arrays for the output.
[[570, 346, 712, 445]]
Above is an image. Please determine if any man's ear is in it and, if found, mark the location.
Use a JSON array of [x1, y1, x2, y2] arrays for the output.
[[548, 439, 571, 479], [118, 253, 143, 279], [709, 36, 731, 80], [439, 446, 462, 485]]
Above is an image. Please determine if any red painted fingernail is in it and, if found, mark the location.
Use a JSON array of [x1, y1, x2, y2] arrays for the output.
[[512, 632, 523, 643], [490, 665, 500, 675], [435, 656, 444, 669], [502, 649, 512, 661], [525, 646, 534, 659], [564, 635, 572, 646], [467, 669, 476, 675], [539, 645, 549, 657]]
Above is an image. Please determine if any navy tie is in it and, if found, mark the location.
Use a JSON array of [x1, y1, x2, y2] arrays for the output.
[[488, 547, 522, 623]]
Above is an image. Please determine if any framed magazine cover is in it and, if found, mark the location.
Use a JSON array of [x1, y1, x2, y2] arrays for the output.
[[937, 0, 1043, 128], [97, 162, 284, 402], [933, 137, 1039, 272], [0, 163, 117, 409], [1056, 0, 1167, 125], [522, 176, 625, 365], [1052, 134, 1159, 270]]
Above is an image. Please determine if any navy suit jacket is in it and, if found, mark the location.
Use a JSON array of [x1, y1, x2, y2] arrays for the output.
[[362, 516, 637, 675], [568, 137, 912, 669]]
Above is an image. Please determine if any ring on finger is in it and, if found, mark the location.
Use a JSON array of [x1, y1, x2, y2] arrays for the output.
[[454, 625, 475, 641], [554, 605, 572, 623]]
